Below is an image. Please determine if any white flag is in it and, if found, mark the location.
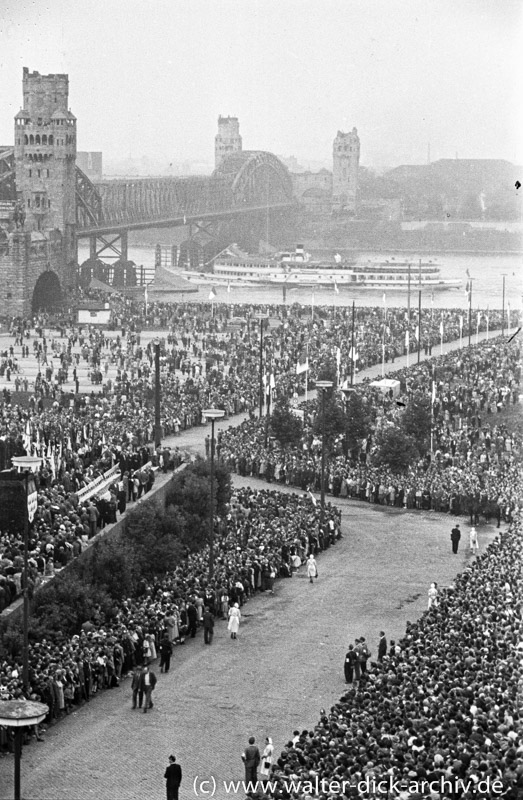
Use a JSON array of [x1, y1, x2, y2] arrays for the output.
[[334, 280, 339, 295], [405, 330, 410, 348], [431, 381, 436, 404], [336, 347, 341, 366], [209, 287, 217, 301], [296, 357, 309, 375], [308, 489, 317, 507]]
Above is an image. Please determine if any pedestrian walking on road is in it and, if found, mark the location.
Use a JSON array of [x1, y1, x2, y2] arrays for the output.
[[451, 523, 461, 554], [164, 754, 182, 800], [260, 736, 274, 784], [344, 644, 357, 683], [159, 633, 173, 673], [428, 582, 439, 609], [139, 664, 157, 713], [228, 602, 241, 639], [131, 665, 143, 709], [241, 736, 260, 785], [469, 526, 479, 555], [306, 554, 317, 584], [377, 631, 387, 662], [203, 606, 214, 644]]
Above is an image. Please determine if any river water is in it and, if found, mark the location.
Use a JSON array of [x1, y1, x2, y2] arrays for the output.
[[78, 245, 522, 311]]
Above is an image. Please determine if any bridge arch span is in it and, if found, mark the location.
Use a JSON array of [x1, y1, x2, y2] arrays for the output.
[[211, 150, 293, 207]]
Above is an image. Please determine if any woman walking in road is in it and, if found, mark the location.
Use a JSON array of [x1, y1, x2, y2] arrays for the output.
[[228, 602, 241, 639], [260, 737, 274, 784], [306, 554, 318, 584]]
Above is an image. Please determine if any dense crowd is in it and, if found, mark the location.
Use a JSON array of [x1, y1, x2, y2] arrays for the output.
[[0, 488, 340, 746], [218, 337, 522, 524], [1, 299, 514, 611], [266, 510, 523, 800]]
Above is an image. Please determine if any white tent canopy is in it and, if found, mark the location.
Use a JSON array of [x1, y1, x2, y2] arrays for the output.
[[369, 378, 401, 398]]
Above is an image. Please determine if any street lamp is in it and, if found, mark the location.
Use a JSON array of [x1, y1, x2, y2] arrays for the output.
[[11, 455, 42, 695], [316, 380, 333, 533], [153, 337, 162, 449], [255, 312, 269, 417], [203, 408, 225, 580], [501, 274, 507, 337], [263, 334, 273, 447], [0, 699, 49, 800]]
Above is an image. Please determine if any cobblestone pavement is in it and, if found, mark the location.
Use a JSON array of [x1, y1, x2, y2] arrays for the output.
[[0, 325, 509, 799], [0, 483, 501, 799]]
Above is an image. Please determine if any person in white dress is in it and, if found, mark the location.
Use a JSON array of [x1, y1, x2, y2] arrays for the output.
[[227, 603, 241, 639], [427, 582, 439, 609], [260, 737, 274, 784], [306, 554, 318, 584]]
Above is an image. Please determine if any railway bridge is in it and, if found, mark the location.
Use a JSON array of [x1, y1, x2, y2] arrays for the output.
[[0, 68, 295, 314]]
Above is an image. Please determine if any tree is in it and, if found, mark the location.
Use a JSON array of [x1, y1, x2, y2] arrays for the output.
[[312, 395, 347, 453], [270, 398, 303, 448], [372, 425, 419, 472], [125, 501, 185, 579], [401, 393, 432, 455], [343, 391, 372, 456]]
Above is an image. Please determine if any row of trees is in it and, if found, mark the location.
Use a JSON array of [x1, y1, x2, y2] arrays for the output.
[[0, 460, 232, 656], [270, 367, 432, 472]]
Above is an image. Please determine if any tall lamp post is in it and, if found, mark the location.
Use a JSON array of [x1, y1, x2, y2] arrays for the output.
[[153, 337, 162, 449], [203, 408, 225, 580], [11, 455, 42, 695], [316, 380, 333, 533], [501, 274, 507, 337], [255, 312, 269, 417], [0, 700, 49, 800]]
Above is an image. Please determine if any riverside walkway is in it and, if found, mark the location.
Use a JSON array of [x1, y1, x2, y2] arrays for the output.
[[0, 326, 514, 799]]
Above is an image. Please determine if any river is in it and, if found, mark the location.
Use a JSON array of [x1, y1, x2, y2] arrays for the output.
[[77, 245, 522, 310]]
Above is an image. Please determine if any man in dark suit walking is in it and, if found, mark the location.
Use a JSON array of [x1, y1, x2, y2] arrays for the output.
[[139, 665, 157, 713], [202, 606, 214, 644], [451, 523, 461, 554], [164, 754, 182, 800], [242, 736, 261, 785], [377, 631, 387, 662]]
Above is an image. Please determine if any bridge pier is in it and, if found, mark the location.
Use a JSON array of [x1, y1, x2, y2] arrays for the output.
[[86, 230, 128, 263]]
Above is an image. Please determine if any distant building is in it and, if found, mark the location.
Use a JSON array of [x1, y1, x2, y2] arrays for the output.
[[289, 127, 361, 215], [332, 128, 360, 214], [77, 151, 102, 180], [215, 116, 242, 168]]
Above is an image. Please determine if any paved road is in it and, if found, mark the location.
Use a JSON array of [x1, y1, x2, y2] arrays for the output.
[[0, 482, 502, 799]]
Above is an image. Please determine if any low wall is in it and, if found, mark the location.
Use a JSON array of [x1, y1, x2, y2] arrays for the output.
[[1, 465, 183, 626]]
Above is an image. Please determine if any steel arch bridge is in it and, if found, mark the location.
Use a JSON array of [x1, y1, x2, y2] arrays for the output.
[[76, 150, 294, 235]]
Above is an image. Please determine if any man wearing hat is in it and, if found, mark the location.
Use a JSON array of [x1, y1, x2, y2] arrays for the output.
[[450, 523, 461, 554], [164, 754, 182, 800]]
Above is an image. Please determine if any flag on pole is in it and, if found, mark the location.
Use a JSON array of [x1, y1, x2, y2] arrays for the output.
[[439, 319, 444, 337], [382, 292, 387, 307], [296, 356, 309, 375], [459, 315, 463, 333], [209, 287, 217, 301], [227, 281, 231, 294], [270, 374, 276, 391], [183, 213, 187, 225], [349, 346, 359, 362], [308, 489, 317, 507], [336, 347, 341, 367], [431, 381, 436, 405], [334, 280, 339, 295], [415, 325, 420, 341], [405, 330, 410, 348]]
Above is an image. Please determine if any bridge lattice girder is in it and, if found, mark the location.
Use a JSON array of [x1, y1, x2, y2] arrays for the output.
[[0, 149, 16, 203], [81, 150, 293, 233]]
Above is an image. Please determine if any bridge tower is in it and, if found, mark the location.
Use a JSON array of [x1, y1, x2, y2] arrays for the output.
[[215, 116, 242, 168], [332, 127, 360, 214], [6, 68, 77, 314]]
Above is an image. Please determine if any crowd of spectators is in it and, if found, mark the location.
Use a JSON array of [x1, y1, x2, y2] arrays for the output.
[[218, 337, 522, 525], [0, 488, 341, 748], [266, 509, 523, 800]]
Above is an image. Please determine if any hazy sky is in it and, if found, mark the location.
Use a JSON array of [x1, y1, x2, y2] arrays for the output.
[[1, 0, 521, 170]]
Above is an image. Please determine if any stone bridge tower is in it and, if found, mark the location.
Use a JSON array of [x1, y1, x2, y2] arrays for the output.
[[332, 127, 360, 214], [5, 68, 78, 314], [215, 116, 242, 168]]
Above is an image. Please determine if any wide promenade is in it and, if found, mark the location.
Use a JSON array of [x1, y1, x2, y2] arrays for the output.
[[0, 325, 513, 799]]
